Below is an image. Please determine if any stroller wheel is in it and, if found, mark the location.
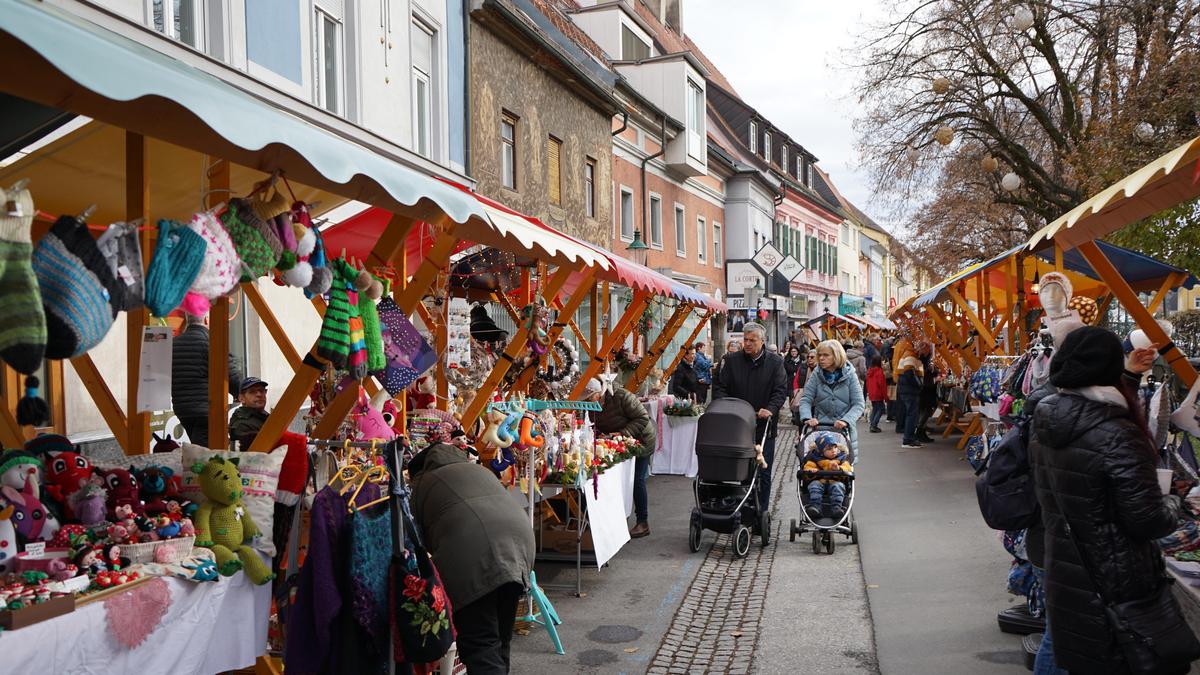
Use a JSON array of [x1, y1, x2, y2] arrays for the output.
[[811, 531, 821, 555], [688, 513, 703, 553], [760, 513, 771, 547], [789, 518, 798, 542], [826, 533, 836, 554], [733, 526, 751, 558], [851, 520, 859, 545]]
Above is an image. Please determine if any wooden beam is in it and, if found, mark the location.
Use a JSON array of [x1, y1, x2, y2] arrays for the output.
[[570, 290, 652, 400], [1077, 241, 1197, 387], [1097, 293, 1115, 320], [926, 306, 980, 370], [946, 286, 996, 355], [589, 284, 598, 355], [207, 158, 231, 448], [1146, 272, 1183, 314], [46, 360, 65, 435], [126, 132, 151, 455], [0, 405, 22, 448], [396, 225, 458, 315], [2, 366, 18, 430], [1054, 244, 1064, 273], [627, 303, 692, 391], [509, 272, 595, 394], [243, 282, 303, 369], [663, 311, 712, 380], [70, 355, 128, 450], [311, 381, 361, 439], [569, 319, 595, 359]]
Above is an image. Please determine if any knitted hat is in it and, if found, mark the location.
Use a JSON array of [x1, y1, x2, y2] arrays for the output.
[[1068, 296, 1100, 326], [221, 201, 276, 281], [144, 219, 208, 318], [181, 212, 241, 316], [0, 187, 47, 375], [95, 222, 145, 311], [272, 213, 298, 271], [24, 433, 73, 458], [1049, 326, 1125, 389], [584, 377, 603, 397], [0, 449, 42, 480], [33, 215, 122, 359]]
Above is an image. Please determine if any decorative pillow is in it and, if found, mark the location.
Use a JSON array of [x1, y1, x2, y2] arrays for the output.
[[91, 448, 183, 478], [180, 444, 285, 557]]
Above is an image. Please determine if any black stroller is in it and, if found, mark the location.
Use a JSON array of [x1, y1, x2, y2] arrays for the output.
[[788, 423, 859, 554], [688, 398, 771, 558]]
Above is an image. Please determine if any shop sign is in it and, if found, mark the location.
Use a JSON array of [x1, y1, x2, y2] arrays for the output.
[[752, 243, 784, 275], [725, 260, 763, 296], [776, 255, 804, 282]]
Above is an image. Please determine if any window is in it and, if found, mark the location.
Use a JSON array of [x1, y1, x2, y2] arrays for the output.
[[697, 217, 706, 263], [674, 205, 686, 256], [841, 223, 851, 244], [763, 132, 771, 159], [1195, 296, 1200, 309], [749, 122, 758, 153], [501, 113, 517, 190], [796, 156, 803, 179], [621, 24, 650, 60], [584, 158, 596, 217], [619, 188, 634, 240], [411, 19, 435, 158], [780, 146, 787, 170], [649, 195, 663, 248], [547, 136, 562, 205], [713, 222, 722, 265], [153, 0, 204, 49], [807, 162, 814, 187], [687, 80, 704, 159], [313, 4, 345, 115]]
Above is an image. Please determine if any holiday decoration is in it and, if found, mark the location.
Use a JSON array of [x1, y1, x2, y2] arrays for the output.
[[1011, 6, 1034, 31], [1135, 122, 1155, 141], [981, 156, 999, 173], [931, 76, 951, 94], [446, 298, 472, 369], [1001, 172, 1022, 192], [934, 125, 955, 146]]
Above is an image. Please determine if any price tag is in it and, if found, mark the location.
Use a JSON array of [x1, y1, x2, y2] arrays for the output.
[[24, 542, 45, 558], [117, 265, 137, 287]]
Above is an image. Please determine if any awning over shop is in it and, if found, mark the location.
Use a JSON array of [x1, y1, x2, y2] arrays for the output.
[[1027, 136, 1200, 251], [1031, 241, 1197, 292], [0, 0, 487, 225], [802, 312, 867, 329]]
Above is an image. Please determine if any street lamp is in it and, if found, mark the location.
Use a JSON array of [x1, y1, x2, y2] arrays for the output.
[[626, 229, 649, 267]]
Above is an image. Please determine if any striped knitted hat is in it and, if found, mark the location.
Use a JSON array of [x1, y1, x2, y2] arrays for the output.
[[32, 216, 123, 359]]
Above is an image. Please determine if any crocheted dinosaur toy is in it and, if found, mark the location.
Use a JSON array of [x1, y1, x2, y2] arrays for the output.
[[192, 457, 273, 585]]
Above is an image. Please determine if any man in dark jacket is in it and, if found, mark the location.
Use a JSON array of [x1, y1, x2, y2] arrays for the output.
[[670, 346, 703, 401], [712, 322, 788, 512], [586, 377, 657, 537], [1030, 327, 1180, 674], [171, 313, 242, 447], [228, 377, 269, 450], [410, 443, 535, 674]]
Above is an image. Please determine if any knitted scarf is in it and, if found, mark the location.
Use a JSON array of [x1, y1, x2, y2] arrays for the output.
[[346, 282, 368, 381]]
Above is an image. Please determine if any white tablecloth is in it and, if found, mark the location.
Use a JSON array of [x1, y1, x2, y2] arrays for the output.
[[651, 411, 699, 478], [584, 459, 636, 568], [0, 570, 271, 675]]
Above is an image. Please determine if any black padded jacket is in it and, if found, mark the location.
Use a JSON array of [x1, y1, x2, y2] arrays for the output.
[[1031, 390, 1178, 674], [171, 325, 243, 420]]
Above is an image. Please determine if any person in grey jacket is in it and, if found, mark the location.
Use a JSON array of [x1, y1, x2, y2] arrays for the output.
[[171, 312, 242, 447], [410, 443, 535, 674], [799, 340, 866, 462]]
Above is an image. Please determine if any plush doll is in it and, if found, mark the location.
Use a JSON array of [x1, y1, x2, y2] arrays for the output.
[[154, 515, 182, 539], [481, 409, 513, 449], [0, 478, 60, 543], [408, 374, 437, 411], [51, 523, 89, 548], [43, 451, 93, 515], [98, 467, 144, 520], [0, 505, 16, 574], [0, 450, 42, 493], [182, 557, 219, 582], [68, 482, 108, 529], [354, 389, 397, 442], [192, 457, 274, 584], [133, 465, 178, 516], [73, 546, 107, 575]]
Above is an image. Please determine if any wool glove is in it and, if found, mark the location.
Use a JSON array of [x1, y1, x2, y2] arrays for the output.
[[0, 187, 46, 374]]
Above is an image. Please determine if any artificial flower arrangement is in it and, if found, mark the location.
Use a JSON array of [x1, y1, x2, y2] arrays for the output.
[[612, 347, 642, 374], [663, 400, 704, 417], [545, 433, 643, 487]]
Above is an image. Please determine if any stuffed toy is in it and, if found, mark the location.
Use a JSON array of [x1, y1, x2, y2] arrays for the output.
[[408, 374, 437, 411], [51, 523, 88, 548], [0, 449, 42, 493], [67, 482, 107, 529], [43, 451, 93, 515], [133, 465, 178, 516], [98, 467, 144, 520], [0, 505, 16, 573], [354, 389, 397, 442], [154, 515, 182, 539], [481, 409, 513, 449], [182, 557, 219, 582], [0, 478, 60, 543], [192, 456, 274, 584]]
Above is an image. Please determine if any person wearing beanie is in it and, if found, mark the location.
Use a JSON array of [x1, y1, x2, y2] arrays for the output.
[[1029, 325, 1188, 674], [171, 312, 244, 447], [583, 374, 656, 538], [32, 215, 124, 359]]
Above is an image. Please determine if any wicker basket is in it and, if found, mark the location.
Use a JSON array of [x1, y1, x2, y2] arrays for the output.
[[121, 536, 195, 565]]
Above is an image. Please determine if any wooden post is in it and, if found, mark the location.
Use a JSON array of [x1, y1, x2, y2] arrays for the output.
[[1077, 241, 1197, 387], [1146, 272, 1184, 314], [926, 306, 980, 370], [1014, 254, 1027, 351], [46, 360, 65, 435], [946, 286, 996, 355], [436, 280, 448, 411], [126, 132, 151, 455], [0, 406, 22, 448], [663, 311, 713, 380], [311, 381, 361, 439], [570, 290, 652, 399], [1004, 254, 1016, 354], [207, 158, 231, 448], [590, 284, 598, 357], [242, 282, 302, 369], [601, 281, 610, 344], [627, 303, 692, 392]]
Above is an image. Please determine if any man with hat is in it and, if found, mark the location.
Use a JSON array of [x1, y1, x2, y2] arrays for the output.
[[228, 377, 270, 451]]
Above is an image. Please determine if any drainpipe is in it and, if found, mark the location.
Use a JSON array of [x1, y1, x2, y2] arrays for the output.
[[611, 110, 629, 138], [463, 0, 472, 175], [640, 114, 667, 249]]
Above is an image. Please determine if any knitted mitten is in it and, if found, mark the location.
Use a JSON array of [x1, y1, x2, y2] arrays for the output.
[[358, 278, 386, 374], [34, 215, 125, 358], [144, 219, 207, 318], [220, 201, 275, 282], [0, 187, 46, 374], [314, 259, 352, 367]]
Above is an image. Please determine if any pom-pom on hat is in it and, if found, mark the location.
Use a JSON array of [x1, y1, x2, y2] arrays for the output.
[[33, 215, 123, 358]]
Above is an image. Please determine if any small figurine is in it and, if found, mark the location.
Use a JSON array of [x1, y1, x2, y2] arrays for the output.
[[98, 468, 143, 521]]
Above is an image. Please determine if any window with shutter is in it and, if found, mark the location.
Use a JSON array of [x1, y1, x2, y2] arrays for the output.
[[547, 136, 562, 205]]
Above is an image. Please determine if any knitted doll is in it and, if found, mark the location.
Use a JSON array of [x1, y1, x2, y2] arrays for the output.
[[42, 450, 92, 515], [0, 478, 60, 543], [282, 201, 318, 289], [0, 505, 15, 573], [192, 456, 273, 584], [303, 225, 333, 298], [133, 465, 178, 516], [98, 467, 144, 520], [0, 449, 42, 492], [0, 185, 47, 375]]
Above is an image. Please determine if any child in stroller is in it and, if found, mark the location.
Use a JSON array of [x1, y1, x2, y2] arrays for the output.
[[803, 431, 853, 521]]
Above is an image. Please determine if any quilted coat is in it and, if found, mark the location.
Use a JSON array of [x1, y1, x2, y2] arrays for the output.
[[1031, 390, 1178, 674]]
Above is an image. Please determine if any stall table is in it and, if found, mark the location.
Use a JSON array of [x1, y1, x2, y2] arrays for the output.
[[645, 399, 699, 477]]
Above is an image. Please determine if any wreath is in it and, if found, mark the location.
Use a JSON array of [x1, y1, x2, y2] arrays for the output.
[[613, 347, 642, 374], [537, 338, 578, 383]]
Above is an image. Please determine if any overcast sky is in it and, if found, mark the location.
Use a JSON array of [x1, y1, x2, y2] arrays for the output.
[[685, 1, 891, 227]]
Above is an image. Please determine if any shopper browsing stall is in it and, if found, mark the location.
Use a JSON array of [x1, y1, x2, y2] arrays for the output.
[[693, 342, 713, 403], [584, 377, 657, 538], [171, 312, 242, 447], [228, 377, 270, 450], [670, 345, 704, 402]]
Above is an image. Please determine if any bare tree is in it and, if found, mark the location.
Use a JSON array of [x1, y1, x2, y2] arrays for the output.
[[853, 0, 1200, 255]]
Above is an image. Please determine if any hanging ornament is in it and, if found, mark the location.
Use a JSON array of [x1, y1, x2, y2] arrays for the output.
[[1001, 172, 1022, 192], [905, 145, 920, 164], [1134, 122, 1155, 141], [934, 125, 955, 146], [981, 156, 999, 173], [1011, 6, 1034, 32], [931, 77, 952, 95]]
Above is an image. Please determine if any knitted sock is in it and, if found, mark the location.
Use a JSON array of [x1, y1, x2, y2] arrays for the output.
[[34, 215, 123, 358], [358, 287, 386, 374], [0, 187, 46, 374], [346, 285, 367, 380], [314, 259, 352, 367]]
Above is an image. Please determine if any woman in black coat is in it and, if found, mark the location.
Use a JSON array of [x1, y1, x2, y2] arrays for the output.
[[670, 345, 703, 401], [783, 346, 803, 392], [1031, 327, 1184, 674]]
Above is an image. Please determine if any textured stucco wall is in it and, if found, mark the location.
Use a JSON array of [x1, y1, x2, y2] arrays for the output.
[[469, 22, 613, 247]]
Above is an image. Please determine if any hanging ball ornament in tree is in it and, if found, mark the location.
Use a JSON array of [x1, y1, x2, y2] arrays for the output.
[[931, 77, 952, 95], [1001, 172, 1022, 192], [934, 125, 955, 146], [981, 156, 999, 173], [1135, 122, 1155, 141], [1011, 6, 1034, 32], [905, 145, 920, 164]]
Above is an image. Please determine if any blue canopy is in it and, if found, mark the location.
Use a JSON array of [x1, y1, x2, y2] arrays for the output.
[[1032, 239, 1198, 293]]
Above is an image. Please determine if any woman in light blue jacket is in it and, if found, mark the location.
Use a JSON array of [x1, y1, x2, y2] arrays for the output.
[[799, 340, 865, 461]]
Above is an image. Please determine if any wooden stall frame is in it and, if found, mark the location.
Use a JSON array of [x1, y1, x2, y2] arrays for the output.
[[508, 271, 599, 395], [207, 158, 231, 448], [569, 290, 652, 400], [626, 302, 693, 392], [126, 132, 152, 455]]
